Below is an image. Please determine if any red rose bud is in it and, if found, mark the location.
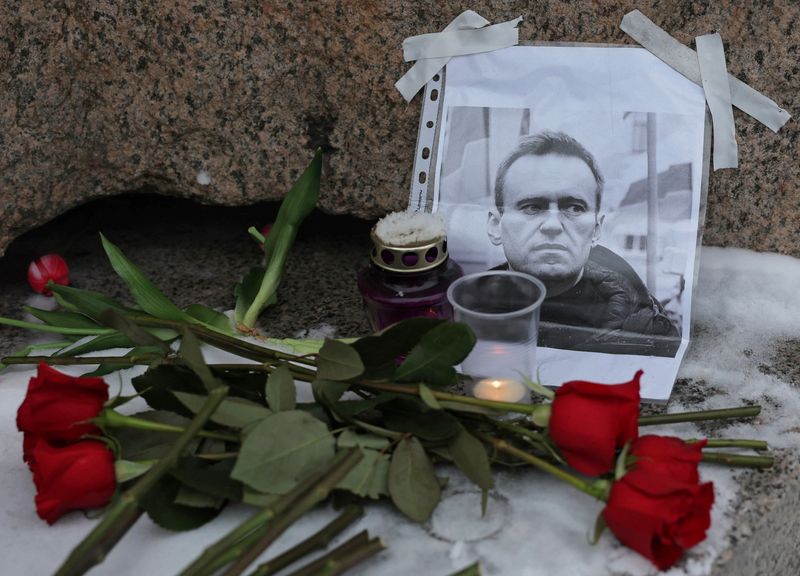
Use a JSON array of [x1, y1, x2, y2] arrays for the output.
[[27, 253, 69, 295], [602, 469, 714, 570], [28, 438, 116, 524], [260, 223, 273, 238], [631, 435, 707, 484], [548, 370, 642, 476], [16, 363, 109, 449]]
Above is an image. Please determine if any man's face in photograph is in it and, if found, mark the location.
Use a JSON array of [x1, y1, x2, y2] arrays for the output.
[[488, 153, 602, 283]]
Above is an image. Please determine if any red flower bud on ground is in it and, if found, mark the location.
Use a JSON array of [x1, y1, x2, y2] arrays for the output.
[[630, 435, 707, 484], [602, 469, 714, 570], [548, 370, 642, 476], [27, 254, 70, 295], [16, 363, 108, 450], [260, 223, 273, 238], [28, 438, 116, 524]]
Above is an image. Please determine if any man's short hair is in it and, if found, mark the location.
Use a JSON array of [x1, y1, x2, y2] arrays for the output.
[[494, 131, 604, 212]]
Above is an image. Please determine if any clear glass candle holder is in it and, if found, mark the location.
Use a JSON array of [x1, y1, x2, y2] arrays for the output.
[[446, 271, 546, 404]]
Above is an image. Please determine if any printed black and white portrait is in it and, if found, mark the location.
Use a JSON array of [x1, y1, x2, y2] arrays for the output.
[[434, 101, 704, 357], [419, 46, 708, 399]]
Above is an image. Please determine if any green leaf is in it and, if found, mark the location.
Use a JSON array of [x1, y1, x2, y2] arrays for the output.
[[24, 306, 102, 330], [234, 266, 267, 325], [352, 317, 446, 370], [395, 323, 476, 387], [51, 283, 134, 322], [316, 339, 364, 381], [99, 309, 171, 350], [590, 512, 607, 545], [333, 393, 394, 419], [266, 365, 296, 411], [173, 391, 271, 429], [140, 476, 221, 531], [337, 448, 390, 499], [114, 459, 155, 483], [449, 429, 493, 491], [383, 399, 461, 444], [110, 410, 198, 461], [184, 304, 235, 335], [236, 149, 322, 327], [231, 410, 336, 494], [419, 383, 442, 410], [171, 458, 242, 502], [100, 233, 191, 322], [132, 365, 207, 416], [388, 437, 441, 522], [312, 380, 352, 405], [337, 430, 390, 451], [179, 328, 219, 391], [174, 485, 226, 509]]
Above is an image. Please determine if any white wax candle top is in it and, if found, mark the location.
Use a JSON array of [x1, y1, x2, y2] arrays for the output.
[[472, 378, 528, 403]]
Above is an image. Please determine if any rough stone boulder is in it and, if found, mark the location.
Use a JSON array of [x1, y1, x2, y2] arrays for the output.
[[1, 1, 797, 256]]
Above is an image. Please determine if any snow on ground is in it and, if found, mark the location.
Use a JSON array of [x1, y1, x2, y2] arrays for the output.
[[0, 247, 798, 575]]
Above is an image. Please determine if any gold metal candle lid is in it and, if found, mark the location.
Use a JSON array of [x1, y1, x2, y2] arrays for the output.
[[370, 230, 449, 273]]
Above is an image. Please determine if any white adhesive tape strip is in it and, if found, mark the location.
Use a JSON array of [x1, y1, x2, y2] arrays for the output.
[[402, 17, 522, 62], [395, 10, 522, 103], [696, 33, 738, 170], [621, 10, 791, 133]]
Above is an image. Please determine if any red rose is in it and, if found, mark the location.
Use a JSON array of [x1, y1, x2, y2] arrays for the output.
[[602, 469, 714, 570], [17, 363, 109, 450], [28, 438, 116, 524], [27, 254, 70, 295], [631, 435, 707, 484], [548, 370, 642, 476]]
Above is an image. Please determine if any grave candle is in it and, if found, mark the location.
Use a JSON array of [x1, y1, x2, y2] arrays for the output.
[[473, 378, 529, 403]]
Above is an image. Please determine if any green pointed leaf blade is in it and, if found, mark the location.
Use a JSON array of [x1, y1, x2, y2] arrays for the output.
[[316, 339, 364, 381], [51, 284, 134, 322], [174, 485, 225, 509], [388, 437, 441, 523], [184, 304, 236, 335], [419, 383, 442, 410], [261, 148, 322, 260], [395, 323, 476, 387], [337, 448, 390, 499], [449, 429, 493, 491], [234, 266, 266, 325], [266, 365, 296, 411], [231, 410, 335, 494], [173, 391, 271, 429], [99, 309, 171, 350], [24, 307, 102, 330], [114, 459, 155, 483], [100, 233, 190, 322], [179, 328, 219, 391]]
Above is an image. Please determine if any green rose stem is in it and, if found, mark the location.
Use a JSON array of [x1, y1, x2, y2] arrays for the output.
[[245, 504, 364, 576], [639, 406, 761, 425], [0, 316, 114, 336], [53, 385, 229, 576], [701, 452, 774, 467], [95, 409, 240, 443], [479, 434, 610, 501], [220, 450, 364, 576], [179, 448, 363, 576], [696, 439, 768, 450], [282, 531, 385, 576]]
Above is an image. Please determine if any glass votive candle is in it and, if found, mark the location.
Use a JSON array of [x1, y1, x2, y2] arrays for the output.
[[446, 271, 546, 404], [357, 212, 463, 331]]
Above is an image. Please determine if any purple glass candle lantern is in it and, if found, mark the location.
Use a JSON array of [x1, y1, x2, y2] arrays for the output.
[[357, 213, 463, 331]]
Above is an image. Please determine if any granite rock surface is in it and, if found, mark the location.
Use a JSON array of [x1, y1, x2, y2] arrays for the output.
[[1, 1, 797, 256]]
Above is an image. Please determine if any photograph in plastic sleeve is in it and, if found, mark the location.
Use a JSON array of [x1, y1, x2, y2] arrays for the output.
[[422, 46, 709, 400]]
